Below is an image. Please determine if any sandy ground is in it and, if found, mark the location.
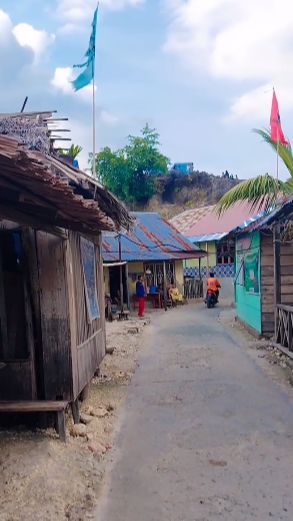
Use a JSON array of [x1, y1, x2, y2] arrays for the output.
[[0, 317, 149, 521], [2, 303, 293, 520]]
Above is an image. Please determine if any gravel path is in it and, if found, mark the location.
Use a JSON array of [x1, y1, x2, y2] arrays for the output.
[[97, 304, 293, 520]]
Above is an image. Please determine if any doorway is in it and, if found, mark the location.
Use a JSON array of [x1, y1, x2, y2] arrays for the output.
[[109, 265, 128, 306]]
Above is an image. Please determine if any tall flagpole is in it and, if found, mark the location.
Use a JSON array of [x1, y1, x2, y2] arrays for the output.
[[92, 62, 96, 178], [92, 2, 99, 180], [276, 137, 279, 180]]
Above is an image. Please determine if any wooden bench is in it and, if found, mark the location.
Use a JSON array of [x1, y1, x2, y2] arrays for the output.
[[0, 401, 68, 442]]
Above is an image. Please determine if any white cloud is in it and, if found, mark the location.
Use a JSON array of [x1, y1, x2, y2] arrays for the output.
[[0, 10, 38, 79], [100, 110, 119, 126], [0, 9, 13, 39], [51, 67, 74, 95], [13, 23, 55, 62], [164, 0, 293, 121], [0, 9, 54, 65], [51, 66, 95, 103], [57, 0, 145, 28]]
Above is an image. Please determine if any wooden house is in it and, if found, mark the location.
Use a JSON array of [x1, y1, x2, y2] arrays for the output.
[[171, 202, 263, 279], [102, 212, 206, 308], [0, 116, 130, 438], [234, 199, 293, 340]]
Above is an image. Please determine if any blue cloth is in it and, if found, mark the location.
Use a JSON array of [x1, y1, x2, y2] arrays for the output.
[[72, 6, 98, 91], [136, 281, 145, 298]]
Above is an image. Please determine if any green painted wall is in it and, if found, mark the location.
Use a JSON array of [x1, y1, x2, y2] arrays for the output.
[[184, 241, 217, 269], [235, 231, 262, 334]]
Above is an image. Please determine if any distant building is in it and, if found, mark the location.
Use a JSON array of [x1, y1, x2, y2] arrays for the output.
[[170, 202, 263, 279], [102, 212, 205, 306], [171, 163, 194, 175]]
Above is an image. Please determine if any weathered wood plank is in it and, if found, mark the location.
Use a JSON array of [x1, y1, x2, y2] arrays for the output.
[[36, 232, 72, 401], [0, 400, 68, 412]]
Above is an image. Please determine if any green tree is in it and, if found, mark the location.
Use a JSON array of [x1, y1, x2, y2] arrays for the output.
[[95, 147, 131, 201], [217, 129, 293, 214], [96, 124, 169, 203]]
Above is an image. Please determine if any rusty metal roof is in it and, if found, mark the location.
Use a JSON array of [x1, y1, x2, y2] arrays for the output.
[[0, 134, 131, 234], [170, 202, 263, 241], [102, 212, 206, 262]]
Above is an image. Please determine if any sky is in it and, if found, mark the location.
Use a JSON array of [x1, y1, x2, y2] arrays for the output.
[[1, 0, 293, 179]]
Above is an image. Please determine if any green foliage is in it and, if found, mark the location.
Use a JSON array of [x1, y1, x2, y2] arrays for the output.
[[95, 124, 169, 203], [61, 144, 83, 159], [217, 174, 285, 215], [217, 129, 293, 215]]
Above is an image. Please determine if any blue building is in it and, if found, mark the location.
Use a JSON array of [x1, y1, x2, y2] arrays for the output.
[[171, 163, 194, 175]]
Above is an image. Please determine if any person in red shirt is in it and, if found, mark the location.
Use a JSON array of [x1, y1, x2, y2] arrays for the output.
[[136, 275, 146, 317], [207, 272, 221, 301]]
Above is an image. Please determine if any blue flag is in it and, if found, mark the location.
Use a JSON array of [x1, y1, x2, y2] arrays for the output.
[[72, 6, 98, 91]]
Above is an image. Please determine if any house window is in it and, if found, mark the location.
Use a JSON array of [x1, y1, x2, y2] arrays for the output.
[[144, 261, 175, 289], [0, 231, 28, 360], [80, 237, 100, 322], [217, 239, 235, 264]]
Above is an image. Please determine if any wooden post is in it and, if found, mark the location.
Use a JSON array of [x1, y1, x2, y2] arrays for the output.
[[125, 262, 130, 310], [71, 398, 80, 424], [0, 247, 8, 359], [57, 410, 66, 442], [163, 261, 167, 304], [274, 223, 281, 340], [118, 235, 124, 313]]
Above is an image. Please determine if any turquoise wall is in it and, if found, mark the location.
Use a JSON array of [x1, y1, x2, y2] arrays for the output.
[[235, 231, 262, 334]]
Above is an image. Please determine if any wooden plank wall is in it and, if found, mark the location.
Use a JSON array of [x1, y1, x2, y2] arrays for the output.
[[261, 232, 293, 336], [68, 232, 106, 399], [36, 231, 72, 401]]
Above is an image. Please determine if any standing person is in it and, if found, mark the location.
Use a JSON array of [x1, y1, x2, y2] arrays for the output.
[[136, 275, 146, 318]]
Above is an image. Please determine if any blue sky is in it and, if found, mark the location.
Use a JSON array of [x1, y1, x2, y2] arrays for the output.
[[1, 0, 293, 179]]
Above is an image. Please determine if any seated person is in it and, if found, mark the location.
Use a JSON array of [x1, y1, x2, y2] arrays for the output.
[[169, 286, 183, 303]]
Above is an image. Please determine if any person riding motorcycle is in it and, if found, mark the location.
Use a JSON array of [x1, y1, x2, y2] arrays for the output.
[[206, 272, 221, 302]]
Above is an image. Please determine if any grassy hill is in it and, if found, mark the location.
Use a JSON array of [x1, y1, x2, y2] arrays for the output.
[[134, 171, 240, 219]]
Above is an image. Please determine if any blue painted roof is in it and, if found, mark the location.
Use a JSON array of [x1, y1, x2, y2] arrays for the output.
[[102, 212, 206, 262]]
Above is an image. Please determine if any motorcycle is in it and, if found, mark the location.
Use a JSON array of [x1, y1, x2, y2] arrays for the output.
[[206, 289, 218, 308]]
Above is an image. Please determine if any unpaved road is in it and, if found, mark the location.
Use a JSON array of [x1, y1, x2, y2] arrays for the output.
[[96, 304, 293, 520]]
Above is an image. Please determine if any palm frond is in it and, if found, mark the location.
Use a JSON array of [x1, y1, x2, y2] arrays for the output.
[[253, 129, 293, 177], [216, 174, 287, 215]]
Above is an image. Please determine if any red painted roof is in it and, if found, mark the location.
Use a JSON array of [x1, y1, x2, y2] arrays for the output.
[[171, 202, 260, 238]]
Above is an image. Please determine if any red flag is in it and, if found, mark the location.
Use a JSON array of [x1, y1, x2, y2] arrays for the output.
[[270, 89, 289, 145]]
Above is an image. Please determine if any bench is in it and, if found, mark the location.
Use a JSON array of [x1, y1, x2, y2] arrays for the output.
[[0, 401, 69, 442]]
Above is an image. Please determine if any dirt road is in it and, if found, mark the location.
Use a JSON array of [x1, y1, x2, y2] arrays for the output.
[[96, 304, 293, 520]]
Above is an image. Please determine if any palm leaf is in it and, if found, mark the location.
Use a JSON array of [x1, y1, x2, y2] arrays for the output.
[[216, 174, 287, 215], [253, 129, 293, 177], [61, 144, 83, 159]]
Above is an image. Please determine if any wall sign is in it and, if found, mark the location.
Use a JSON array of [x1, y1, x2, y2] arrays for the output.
[[244, 252, 259, 294]]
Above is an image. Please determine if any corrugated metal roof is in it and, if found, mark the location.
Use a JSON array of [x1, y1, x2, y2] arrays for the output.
[[235, 197, 293, 235], [102, 212, 206, 262], [171, 201, 263, 240], [189, 233, 228, 243]]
